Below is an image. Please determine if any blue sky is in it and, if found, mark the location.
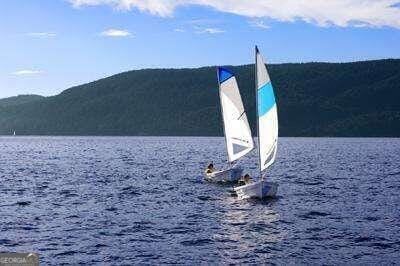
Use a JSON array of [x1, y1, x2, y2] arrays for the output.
[[1, 0, 400, 98]]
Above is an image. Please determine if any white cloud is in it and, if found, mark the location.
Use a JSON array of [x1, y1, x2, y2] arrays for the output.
[[196, 27, 225, 34], [26, 32, 57, 38], [70, 0, 177, 16], [100, 29, 131, 37], [249, 20, 270, 29], [12, 70, 44, 75], [69, 0, 400, 29]]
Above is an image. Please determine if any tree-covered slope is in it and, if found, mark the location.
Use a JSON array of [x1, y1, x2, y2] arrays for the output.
[[0, 59, 399, 136], [0, 95, 44, 108]]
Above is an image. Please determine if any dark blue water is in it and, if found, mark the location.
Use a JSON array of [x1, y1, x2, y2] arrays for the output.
[[0, 137, 399, 264]]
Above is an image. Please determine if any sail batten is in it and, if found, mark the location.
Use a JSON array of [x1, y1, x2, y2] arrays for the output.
[[217, 67, 254, 163], [255, 47, 278, 172]]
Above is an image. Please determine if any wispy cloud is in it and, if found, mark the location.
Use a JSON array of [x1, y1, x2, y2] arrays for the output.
[[12, 70, 44, 75], [100, 29, 131, 37], [26, 32, 56, 38], [249, 20, 270, 29], [196, 27, 225, 34], [69, 0, 400, 29], [185, 18, 221, 26], [184, 18, 223, 34]]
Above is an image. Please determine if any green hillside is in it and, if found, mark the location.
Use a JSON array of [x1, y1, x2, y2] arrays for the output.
[[0, 59, 399, 136], [0, 95, 44, 108]]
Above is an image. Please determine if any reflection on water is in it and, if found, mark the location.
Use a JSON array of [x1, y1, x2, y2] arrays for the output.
[[216, 197, 284, 263]]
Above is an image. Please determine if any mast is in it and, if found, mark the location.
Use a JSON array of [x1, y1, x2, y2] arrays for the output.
[[216, 67, 231, 167], [255, 46, 263, 180]]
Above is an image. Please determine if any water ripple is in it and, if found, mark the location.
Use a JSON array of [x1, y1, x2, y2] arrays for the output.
[[0, 136, 399, 264]]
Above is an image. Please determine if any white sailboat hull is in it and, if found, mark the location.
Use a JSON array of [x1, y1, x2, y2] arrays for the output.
[[234, 180, 278, 199], [205, 167, 243, 183]]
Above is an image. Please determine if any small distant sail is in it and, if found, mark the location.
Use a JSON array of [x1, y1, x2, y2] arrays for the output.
[[217, 67, 254, 163], [255, 47, 278, 172], [13, 130, 16, 136]]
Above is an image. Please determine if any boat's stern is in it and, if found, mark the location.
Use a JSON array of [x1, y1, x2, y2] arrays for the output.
[[205, 167, 243, 183], [234, 180, 278, 199], [262, 181, 278, 197]]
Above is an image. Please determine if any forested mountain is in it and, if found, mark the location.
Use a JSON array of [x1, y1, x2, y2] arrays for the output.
[[0, 95, 44, 108], [0, 59, 399, 136]]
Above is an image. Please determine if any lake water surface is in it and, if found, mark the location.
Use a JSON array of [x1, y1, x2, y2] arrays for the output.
[[0, 137, 399, 264]]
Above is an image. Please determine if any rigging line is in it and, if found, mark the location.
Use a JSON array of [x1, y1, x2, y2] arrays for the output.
[[237, 110, 246, 120]]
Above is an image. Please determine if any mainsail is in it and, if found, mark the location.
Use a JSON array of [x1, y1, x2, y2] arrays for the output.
[[217, 67, 254, 163], [255, 47, 278, 172]]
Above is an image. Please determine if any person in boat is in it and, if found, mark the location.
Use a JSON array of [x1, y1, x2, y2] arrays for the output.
[[205, 163, 215, 174], [238, 174, 252, 186]]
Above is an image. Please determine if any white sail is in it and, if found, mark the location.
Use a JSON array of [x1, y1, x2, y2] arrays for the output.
[[218, 67, 254, 163], [256, 47, 278, 172]]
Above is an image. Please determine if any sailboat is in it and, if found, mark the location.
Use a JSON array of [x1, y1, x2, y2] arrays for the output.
[[205, 67, 254, 182], [234, 46, 279, 199], [13, 130, 16, 136]]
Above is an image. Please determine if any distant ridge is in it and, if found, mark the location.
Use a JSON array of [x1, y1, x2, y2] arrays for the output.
[[0, 95, 44, 108], [0, 59, 399, 137]]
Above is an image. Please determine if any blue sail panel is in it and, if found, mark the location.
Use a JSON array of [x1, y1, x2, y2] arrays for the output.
[[258, 82, 276, 117], [218, 67, 234, 84]]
